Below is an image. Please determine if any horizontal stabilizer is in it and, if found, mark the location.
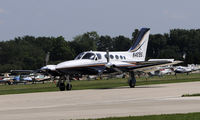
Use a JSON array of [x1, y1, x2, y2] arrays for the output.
[[148, 59, 174, 62]]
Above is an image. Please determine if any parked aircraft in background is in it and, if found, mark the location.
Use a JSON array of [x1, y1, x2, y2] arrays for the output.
[[10, 70, 52, 84], [0, 73, 13, 85], [146, 59, 174, 76], [42, 28, 182, 91], [10, 70, 34, 84], [174, 64, 200, 75], [34, 74, 51, 82], [148, 67, 173, 77], [137, 59, 181, 77], [13, 75, 32, 84]]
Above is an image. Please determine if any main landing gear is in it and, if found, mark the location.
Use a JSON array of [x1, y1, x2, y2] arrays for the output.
[[58, 75, 72, 91], [128, 71, 136, 88]]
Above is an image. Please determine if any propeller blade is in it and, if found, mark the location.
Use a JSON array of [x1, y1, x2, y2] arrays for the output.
[[112, 67, 123, 73], [45, 52, 50, 65], [106, 49, 110, 63], [105, 48, 113, 68]]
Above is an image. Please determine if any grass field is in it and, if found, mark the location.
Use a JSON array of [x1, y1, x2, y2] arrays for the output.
[[182, 93, 200, 97], [86, 112, 200, 120], [0, 73, 200, 95]]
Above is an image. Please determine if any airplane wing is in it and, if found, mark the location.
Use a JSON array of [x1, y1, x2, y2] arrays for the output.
[[10, 70, 34, 73], [133, 60, 182, 72], [108, 60, 182, 73]]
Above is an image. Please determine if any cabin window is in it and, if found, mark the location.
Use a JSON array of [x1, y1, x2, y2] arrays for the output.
[[75, 52, 85, 60], [82, 53, 96, 60], [120, 55, 123, 59], [110, 55, 114, 59], [124, 56, 126, 59], [96, 53, 102, 59], [104, 54, 108, 59], [115, 55, 119, 59]]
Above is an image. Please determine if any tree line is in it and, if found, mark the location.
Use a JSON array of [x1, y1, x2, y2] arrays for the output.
[[0, 28, 200, 73]]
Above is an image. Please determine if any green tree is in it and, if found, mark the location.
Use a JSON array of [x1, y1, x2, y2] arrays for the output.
[[113, 36, 132, 51], [70, 31, 99, 55], [97, 35, 114, 51], [131, 29, 139, 44], [51, 36, 75, 63]]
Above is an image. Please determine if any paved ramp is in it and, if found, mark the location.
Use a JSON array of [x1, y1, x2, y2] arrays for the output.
[[1, 82, 200, 120]]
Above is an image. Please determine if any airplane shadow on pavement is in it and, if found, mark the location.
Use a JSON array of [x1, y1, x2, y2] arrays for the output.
[[95, 85, 166, 90]]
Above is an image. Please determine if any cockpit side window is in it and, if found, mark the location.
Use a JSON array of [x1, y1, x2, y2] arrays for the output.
[[75, 52, 85, 60], [82, 53, 96, 60]]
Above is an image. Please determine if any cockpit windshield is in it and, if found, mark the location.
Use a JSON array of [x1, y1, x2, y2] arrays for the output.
[[82, 53, 96, 60], [75, 52, 85, 60]]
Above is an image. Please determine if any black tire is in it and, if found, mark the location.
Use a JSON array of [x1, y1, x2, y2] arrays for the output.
[[66, 84, 72, 91], [128, 80, 135, 88], [7, 81, 11, 85], [59, 83, 65, 91]]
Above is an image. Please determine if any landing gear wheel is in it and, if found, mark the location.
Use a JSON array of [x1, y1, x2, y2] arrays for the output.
[[66, 84, 72, 91], [128, 71, 136, 88], [7, 81, 11, 85], [59, 83, 66, 91], [128, 80, 135, 88]]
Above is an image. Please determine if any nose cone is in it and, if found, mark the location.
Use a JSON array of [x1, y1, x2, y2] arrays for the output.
[[41, 65, 56, 71]]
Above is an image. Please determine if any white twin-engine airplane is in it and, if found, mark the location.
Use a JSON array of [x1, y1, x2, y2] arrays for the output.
[[42, 28, 181, 91]]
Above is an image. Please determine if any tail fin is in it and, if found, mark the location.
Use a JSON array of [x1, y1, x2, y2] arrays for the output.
[[128, 28, 150, 61]]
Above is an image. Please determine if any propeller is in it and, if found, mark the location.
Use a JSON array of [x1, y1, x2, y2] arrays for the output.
[[106, 49, 110, 63], [105, 49, 113, 68], [105, 48, 123, 73], [97, 48, 123, 76], [45, 52, 50, 65]]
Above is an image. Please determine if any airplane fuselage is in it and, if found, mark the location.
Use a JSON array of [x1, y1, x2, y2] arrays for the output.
[[56, 51, 143, 75]]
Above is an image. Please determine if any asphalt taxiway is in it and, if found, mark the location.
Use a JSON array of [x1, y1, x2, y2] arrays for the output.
[[0, 81, 200, 120]]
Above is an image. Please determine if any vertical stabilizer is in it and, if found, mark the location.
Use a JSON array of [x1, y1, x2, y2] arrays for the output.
[[128, 28, 150, 61]]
